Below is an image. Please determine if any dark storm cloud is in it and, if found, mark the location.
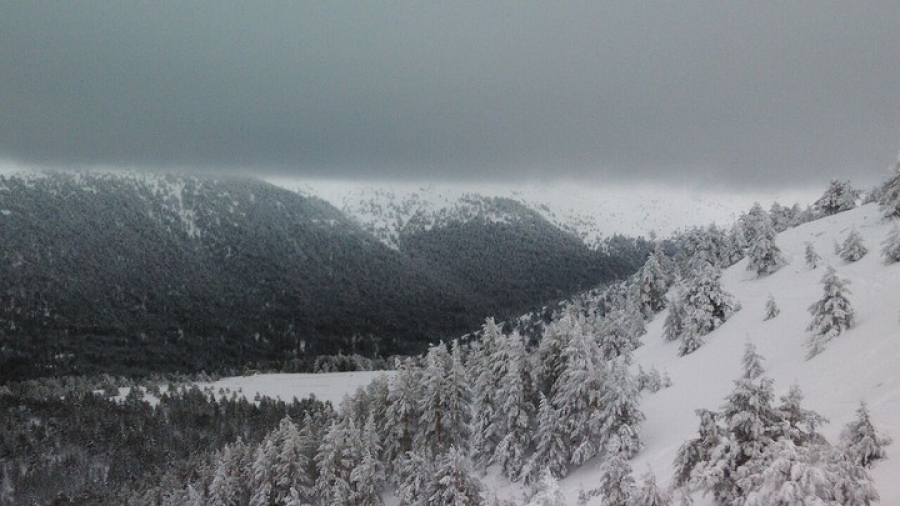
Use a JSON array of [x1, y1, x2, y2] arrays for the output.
[[1, 1, 898, 188]]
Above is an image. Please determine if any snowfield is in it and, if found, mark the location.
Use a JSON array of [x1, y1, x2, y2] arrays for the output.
[[194, 371, 394, 408], [202, 203, 898, 504]]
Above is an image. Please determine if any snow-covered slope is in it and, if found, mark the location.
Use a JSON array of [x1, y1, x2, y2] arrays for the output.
[[587, 203, 899, 504], [269, 178, 819, 248]]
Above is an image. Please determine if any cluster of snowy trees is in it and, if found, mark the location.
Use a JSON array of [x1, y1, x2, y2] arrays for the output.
[[145, 302, 652, 505], [673, 343, 890, 505]]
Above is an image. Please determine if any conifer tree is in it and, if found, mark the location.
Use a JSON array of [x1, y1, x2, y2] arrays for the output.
[[534, 308, 576, 396], [678, 320, 705, 357], [725, 222, 748, 266], [746, 215, 785, 277], [763, 295, 780, 321], [315, 418, 363, 505], [806, 266, 855, 358], [878, 152, 900, 219], [423, 447, 484, 506], [814, 179, 859, 216], [470, 319, 505, 469], [395, 450, 435, 506], [524, 468, 567, 506], [693, 345, 781, 503], [595, 436, 636, 506], [349, 414, 386, 505], [672, 409, 721, 487], [662, 285, 686, 342], [804, 242, 821, 269], [524, 393, 570, 483], [551, 314, 629, 466], [839, 229, 868, 262], [776, 384, 828, 447], [637, 250, 671, 317], [492, 331, 534, 481], [598, 310, 641, 363], [840, 401, 892, 468], [881, 225, 900, 264], [634, 469, 671, 506], [417, 341, 471, 456], [601, 361, 645, 458], [383, 358, 422, 468], [676, 261, 740, 355]]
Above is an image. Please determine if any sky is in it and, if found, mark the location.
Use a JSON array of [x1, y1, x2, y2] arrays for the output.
[[1, 1, 898, 191]]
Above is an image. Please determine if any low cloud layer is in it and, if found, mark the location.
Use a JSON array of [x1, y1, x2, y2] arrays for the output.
[[1, 2, 898, 188]]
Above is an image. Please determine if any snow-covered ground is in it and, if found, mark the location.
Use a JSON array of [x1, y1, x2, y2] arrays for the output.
[[206, 203, 898, 504], [194, 371, 393, 408]]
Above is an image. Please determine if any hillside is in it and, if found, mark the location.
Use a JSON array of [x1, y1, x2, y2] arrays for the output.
[[0, 172, 648, 380], [0, 172, 485, 379], [198, 203, 899, 504], [557, 202, 899, 504]]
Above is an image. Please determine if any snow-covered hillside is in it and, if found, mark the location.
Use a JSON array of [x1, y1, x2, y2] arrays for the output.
[[615, 202, 899, 505], [209, 203, 898, 504], [268, 178, 820, 249]]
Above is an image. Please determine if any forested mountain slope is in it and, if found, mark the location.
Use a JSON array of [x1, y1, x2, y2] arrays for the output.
[[0, 173, 481, 378], [0, 172, 643, 380]]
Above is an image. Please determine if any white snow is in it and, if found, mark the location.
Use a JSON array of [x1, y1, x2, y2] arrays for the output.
[[194, 371, 393, 408]]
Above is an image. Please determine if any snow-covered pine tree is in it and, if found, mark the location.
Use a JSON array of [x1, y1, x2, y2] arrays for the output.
[[553, 315, 610, 466], [776, 384, 828, 447], [598, 309, 641, 363], [878, 151, 900, 219], [349, 413, 386, 505], [395, 450, 435, 506], [814, 179, 859, 216], [881, 225, 900, 264], [637, 250, 671, 317], [804, 242, 821, 269], [524, 468, 567, 506], [677, 317, 705, 357], [692, 345, 781, 503], [634, 469, 671, 506], [208, 440, 251, 506], [534, 308, 577, 396], [249, 439, 276, 506], [769, 202, 800, 232], [672, 409, 721, 487], [524, 393, 570, 483], [383, 357, 422, 472], [839, 229, 868, 262], [763, 294, 780, 321], [677, 261, 740, 354], [741, 439, 853, 506], [725, 222, 748, 266], [601, 361, 645, 458], [806, 266, 855, 358], [662, 283, 685, 342], [492, 331, 534, 481], [423, 447, 484, 506], [840, 401, 892, 468], [416, 341, 471, 456], [315, 418, 363, 505], [470, 318, 505, 469], [594, 436, 636, 506], [746, 214, 785, 277]]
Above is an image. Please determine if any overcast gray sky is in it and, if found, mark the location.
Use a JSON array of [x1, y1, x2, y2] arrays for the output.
[[1, 1, 898, 189]]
